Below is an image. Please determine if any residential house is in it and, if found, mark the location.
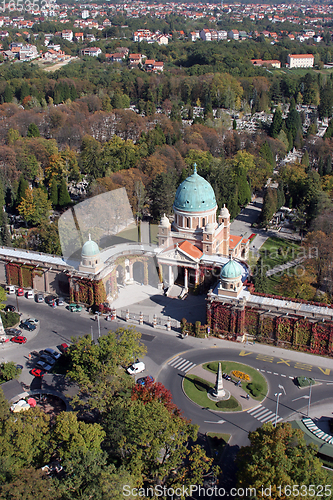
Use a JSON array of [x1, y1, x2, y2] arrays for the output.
[[74, 33, 84, 42], [19, 44, 38, 60], [156, 34, 169, 45], [228, 29, 239, 40], [217, 30, 228, 40], [62, 30, 73, 42], [80, 47, 102, 57], [129, 53, 145, 67], [200, 29, 212, 41]]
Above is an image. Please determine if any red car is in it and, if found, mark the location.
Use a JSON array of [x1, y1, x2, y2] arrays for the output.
[[59, 343, 69, 353], [17, 288, 24, 296], [31, 368, 46, 378], [11, 336, 27, 344]]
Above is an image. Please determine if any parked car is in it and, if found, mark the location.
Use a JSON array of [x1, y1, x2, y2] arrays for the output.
[[43, 347, 61, 360], [25, 290, 34, 299], [45, 295, 57, 305], [39, 354, 56, 366], [127, 361, 145, 375], [27, 318, 39, 324], [6, 328, 22, 336], [68, 303, 82, 312], [10, 336, 27, 344], [17, 288, 24, 296], [59, 343, 69, 354], [136, 375, 154, 386], [5, 285, 15, 294], [56, 297, 65, 306], [4, 305, 16, 312], [20, 321, 36, 331], [31, 368, 46, 377], [36, 293, 44, 303], [36, 360, 52, 371]]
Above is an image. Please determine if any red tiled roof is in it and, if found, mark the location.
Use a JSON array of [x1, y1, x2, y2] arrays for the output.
[[179, 241, 203, 259]]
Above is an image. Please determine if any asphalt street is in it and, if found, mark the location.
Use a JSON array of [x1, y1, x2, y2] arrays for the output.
[[2, 293, 333, 450]]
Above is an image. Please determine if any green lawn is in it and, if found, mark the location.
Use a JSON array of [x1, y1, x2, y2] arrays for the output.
[[183, 375, 242, 412], [202, 361, 267, 401], [259, 237, 301, 269]]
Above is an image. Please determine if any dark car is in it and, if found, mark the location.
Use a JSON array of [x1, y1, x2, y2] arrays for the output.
[[20, 321, 36, 331], [4, 305, 16, 312], [10, 336, 27, 344], [136, 375, 154, 386], [6, 328, 22, 336], [36, 293, 44, 303]]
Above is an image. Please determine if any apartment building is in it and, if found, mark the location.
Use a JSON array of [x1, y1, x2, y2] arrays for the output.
[[287, 53, 314, 68]]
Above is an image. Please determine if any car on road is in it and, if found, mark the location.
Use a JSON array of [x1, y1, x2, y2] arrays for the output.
[[59, 343, 69, 354], [39, 354, 56, 366], [4, 305, 16, 312], [27, 318, 39, 325], [68, 303, 82, 312], [31, 368, 46, 377], [43, 347, 61, 360], [10, 336, 27, 344], [35, 360, 52, 371], [136, 375, 154, 386], [36, 293, 44, 303], [17, 288, 24, 296], [6, 328, 22, 336], [20, 321, 36, 331], [127, 361, 145, 375], [25, 290, 34, 299]]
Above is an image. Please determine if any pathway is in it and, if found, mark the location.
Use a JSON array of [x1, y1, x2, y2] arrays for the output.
[[188, 364, 258, 411], [266, 256, 307, 277]]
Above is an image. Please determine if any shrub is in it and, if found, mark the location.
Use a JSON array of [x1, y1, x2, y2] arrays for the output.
[[206, 362, 225, 373], [297, 376, 314, 388], [247, 382, 263, 397], [195, 320, 201, 336], [0, 361, 21, 382], [216, 398, 238, 409], [1, 311, 20, 328], [194, 379, 209, 392]]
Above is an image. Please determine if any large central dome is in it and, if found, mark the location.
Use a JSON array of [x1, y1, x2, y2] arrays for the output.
[[173, 165, 217, 213]]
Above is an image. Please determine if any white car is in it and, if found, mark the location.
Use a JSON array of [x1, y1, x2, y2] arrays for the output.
[[127, 361, 145, 375], [27, 318, 39, 324], [26, 291, 34, 299]]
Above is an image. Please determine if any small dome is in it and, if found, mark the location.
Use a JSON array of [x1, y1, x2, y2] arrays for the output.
[[81, 235, 100, 257], [220, 259, 243, 280], [160, 213, 170, 227], [174, 164, 217, 213], [220, 204, 230, 218], [205, 222, 215, 234]]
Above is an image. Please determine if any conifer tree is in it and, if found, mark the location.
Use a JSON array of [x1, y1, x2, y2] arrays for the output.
[[58, 178, 71, 208]]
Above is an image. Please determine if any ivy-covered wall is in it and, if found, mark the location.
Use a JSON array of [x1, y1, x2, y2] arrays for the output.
[[69, 278, 106, 306], [208, 301, 333, 356]]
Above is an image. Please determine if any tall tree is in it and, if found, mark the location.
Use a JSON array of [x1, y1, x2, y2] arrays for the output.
[[58, 178, 71, 208], [270, 107, 283, 138], [236, 422, 329, 500]]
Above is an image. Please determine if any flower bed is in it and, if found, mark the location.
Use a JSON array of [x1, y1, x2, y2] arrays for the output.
[[232, 370, 250, 381]]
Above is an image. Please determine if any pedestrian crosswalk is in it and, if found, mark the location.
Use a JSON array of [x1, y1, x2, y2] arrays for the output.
[[247, 404, 283, 424], [168, 356, 196, 373]]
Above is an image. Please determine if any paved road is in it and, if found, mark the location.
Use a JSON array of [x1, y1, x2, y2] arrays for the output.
[[2, 295, 333, 449]]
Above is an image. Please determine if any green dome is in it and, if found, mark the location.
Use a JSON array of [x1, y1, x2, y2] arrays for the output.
[[174, 165, 217, 213], [81, 236, 99, 257], [220, 259, 243, 279]]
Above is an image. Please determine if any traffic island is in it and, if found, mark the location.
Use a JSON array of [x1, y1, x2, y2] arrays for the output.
[[183, 361, 268, 412]]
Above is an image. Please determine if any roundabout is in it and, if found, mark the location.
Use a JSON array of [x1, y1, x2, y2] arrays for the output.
[[157, 345, 333, 448], [182, 361, 268, 413]]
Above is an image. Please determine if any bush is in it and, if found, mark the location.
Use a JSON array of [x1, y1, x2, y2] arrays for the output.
[[247, 382, 263, 397], [297, 376, 314, 388], [216, 398, 238, 409], [195, 320, 201, 337], [1, 311, 20, 328], [194, 379, 209, 392]]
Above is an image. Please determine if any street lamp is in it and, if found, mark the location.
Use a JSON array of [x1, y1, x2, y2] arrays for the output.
[[274, 392, 282, 427], [97, 313, 101, 338], [307, 380, 314, 417]]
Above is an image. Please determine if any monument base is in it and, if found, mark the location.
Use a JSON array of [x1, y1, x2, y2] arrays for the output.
[[207, 389, 231, 402]]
